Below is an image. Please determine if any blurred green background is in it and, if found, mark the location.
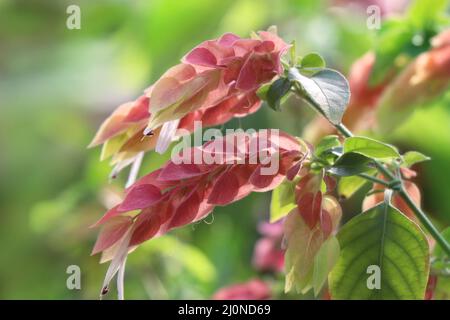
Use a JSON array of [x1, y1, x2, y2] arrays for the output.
[[0, 0, 448, 299]]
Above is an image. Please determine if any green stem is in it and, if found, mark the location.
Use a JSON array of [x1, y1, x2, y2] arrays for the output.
[[399, 189, 450, 256], [296, 87, 450, 257], [357, 173, 390, 187]]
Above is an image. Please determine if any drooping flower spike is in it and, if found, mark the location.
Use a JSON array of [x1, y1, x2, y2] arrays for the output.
[[91, 130, 308, 296], [89, 28, 290, 176]]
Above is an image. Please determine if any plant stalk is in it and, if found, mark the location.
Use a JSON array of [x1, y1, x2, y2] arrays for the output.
[[399, 189, 450, 256], [357, 173, 390, 187]]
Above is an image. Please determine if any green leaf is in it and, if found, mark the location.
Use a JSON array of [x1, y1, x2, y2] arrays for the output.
[[313, 236, 340, 297], [344, 136, 400, 160], [270, 180, 297, 222], [369, 20, 416, 85], [328, 152, 373, 177], [368, 0, 447, 86], [266, 77, 292, 111], [288, 67, 350, 125], [315, 135, 341, 158], [402, 151, 431, 167], [368, 10, 438, 86], [301, 52, 326, 69], [329, 203, 430, 299], [338, 169, 377, 199]]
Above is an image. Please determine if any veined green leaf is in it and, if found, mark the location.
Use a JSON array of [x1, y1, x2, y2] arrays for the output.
[[270, 180, 297, 222], [329, 203, 430, 299], [344, 136, 400, 160], [288, 67, 350, 125], [328, 152, 373, 177], [402, 151, 431, 168]]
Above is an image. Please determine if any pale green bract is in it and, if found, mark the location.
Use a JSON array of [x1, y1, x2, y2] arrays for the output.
[[270, 180, 297, 223]]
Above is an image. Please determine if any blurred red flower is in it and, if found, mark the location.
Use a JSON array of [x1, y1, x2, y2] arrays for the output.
[[252, 221, 285, 273], [213, 279, 271, 300]]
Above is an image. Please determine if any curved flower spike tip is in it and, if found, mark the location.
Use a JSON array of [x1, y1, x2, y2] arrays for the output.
[[89, 28, 290, 176]]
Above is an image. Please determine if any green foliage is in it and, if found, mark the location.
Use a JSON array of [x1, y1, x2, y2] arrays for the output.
[[369, 0, 448, 85], [265, 78, 292, 111], [328, 152, 373, 177], [344, 136, 400, 161], [402, 151, 431, 167], [315, 135, 341, 159], [288, 67, 350, 125], [329, 203, 430, 299], [299, 52, 326, 74], [407, 0, 448, 29]]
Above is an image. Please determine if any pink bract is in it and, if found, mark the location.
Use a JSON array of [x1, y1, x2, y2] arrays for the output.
[[89, 28, 290, 174], [92, 130, 306, 258]]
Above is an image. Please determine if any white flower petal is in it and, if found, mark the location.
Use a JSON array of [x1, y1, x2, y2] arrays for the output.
[[155, 119, 180, 154]]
